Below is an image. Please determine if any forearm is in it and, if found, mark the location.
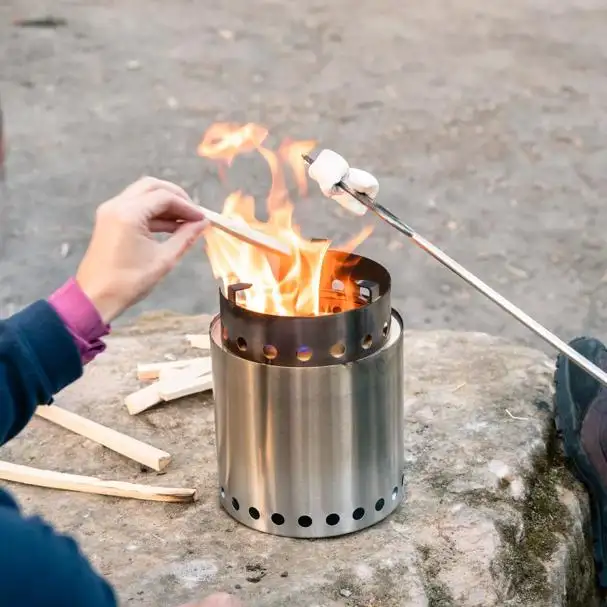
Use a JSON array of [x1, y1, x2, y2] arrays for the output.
[[0, 176, 204, 607], [0, 300, 83, 445]]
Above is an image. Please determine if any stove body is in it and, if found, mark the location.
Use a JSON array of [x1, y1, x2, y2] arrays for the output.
[[209, 251, 404, 538]]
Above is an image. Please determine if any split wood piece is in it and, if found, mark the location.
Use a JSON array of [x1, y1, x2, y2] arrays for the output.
[[199, 205, 291, 257], [158, 372, 213, 402], [136, 356, 212, 380], [126, 362, 213, 415], [185, 334, 211, 350], [35, 405, 171, 472], [0, 461, 197, 503], [158, 361, 208, 384], [124, 383, 162, 416]]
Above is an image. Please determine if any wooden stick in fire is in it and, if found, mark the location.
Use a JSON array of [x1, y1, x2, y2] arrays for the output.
[[303, 149, 607, 390], [197, 204, 291, 257]]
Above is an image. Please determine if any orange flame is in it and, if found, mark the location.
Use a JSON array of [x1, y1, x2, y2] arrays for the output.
[[197, 123, 372, 316]]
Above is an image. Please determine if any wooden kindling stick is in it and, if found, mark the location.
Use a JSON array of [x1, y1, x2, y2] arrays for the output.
[[199, 205, 291, 257], [124, 383, 163, 416], [157, 371, 213, 401], [136, 357, 212, 381], [35, 405, 171, 471], [185, 334, 211, 350], [125, 357, 213, 415], [0, 461, 197, 502]]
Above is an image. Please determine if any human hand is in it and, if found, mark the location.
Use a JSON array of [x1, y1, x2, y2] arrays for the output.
[[180, 592, 243, 606], [76, 177, 206, 324]]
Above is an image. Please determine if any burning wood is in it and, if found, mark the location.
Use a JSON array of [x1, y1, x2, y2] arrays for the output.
[[198, 204, 291, 257], [196, 123, 374, 317]]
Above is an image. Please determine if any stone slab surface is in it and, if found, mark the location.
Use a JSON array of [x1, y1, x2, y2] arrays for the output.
[[0, 313, 597, 606]]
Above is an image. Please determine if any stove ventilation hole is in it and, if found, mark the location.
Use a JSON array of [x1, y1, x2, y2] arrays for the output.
[[375, 498, 385, 511], [236, 337, 248, 352], [262, 345, 278, 360], [352, 507, 365, 521], [271, 513, 285, 526], [361, 334, 373, 350], [382, 322, 389, 337], [297, 515, 313, 528], [330, 342, 346, 359], [296, 346, 313, 362], [248, 507, 260, 520], [326, 513, 340, 526], [220, 487, 225, 498], [231, 498, 240, 511], [391, 486, 399, 500]]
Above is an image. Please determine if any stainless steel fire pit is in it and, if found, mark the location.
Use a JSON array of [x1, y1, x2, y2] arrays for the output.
[[209, 250, 404, 538]]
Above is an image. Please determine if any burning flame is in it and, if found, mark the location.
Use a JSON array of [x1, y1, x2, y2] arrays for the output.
[[197, 123, 373, 316]]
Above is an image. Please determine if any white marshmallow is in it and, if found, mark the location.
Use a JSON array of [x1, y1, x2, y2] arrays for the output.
[[308, 149, 350, 197], [307, 149, 378, 216], [338, 168, 378, 216], [344, 168, 379, 198], [331, 192, 367, 215]]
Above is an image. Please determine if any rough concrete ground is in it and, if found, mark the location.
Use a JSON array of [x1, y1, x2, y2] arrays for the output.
[[2, 0, 607, 352], [0, 314, 597, 606]]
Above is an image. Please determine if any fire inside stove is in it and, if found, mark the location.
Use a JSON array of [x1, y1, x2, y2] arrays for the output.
[[200, 123, 405, 538], [197, 122, 373, 318], [218, 250, 393, 368]]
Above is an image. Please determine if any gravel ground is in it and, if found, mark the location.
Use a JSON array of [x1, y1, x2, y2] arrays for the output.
[[1, 0, 607, 352]]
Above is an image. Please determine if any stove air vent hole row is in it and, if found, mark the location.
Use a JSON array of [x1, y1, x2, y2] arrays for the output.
[[221, 481, 403, 528], [227, 323, 390, 363]]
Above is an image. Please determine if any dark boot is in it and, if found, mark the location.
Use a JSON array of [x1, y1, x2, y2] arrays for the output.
[[555, 337, 607, 587]]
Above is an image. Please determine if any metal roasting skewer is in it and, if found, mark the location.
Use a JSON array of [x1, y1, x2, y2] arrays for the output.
[[302, 153, 607, 390]]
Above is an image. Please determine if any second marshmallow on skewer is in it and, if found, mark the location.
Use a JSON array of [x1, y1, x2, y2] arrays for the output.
[[307, 149, 379, 216]]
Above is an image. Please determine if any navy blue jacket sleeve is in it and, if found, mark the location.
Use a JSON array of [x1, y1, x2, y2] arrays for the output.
[[0, 300, 118, 606], [0, 503, 118, 606], [0, 300, 83, 445]]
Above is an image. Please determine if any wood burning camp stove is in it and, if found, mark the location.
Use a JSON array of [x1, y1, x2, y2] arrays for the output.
[[209, 250, 404, 538]]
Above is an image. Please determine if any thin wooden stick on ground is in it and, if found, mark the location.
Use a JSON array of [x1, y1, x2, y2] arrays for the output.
[[126, 359, 214, 415], [35, 405, 171, 471], [185, 334, 211, 350], [159, 372, 213, 401], [136, 357, 211, 380], [0, 461, 197, 502]]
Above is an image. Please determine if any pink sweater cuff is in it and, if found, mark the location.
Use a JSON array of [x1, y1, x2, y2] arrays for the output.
[[48, 278, 111, 365]]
